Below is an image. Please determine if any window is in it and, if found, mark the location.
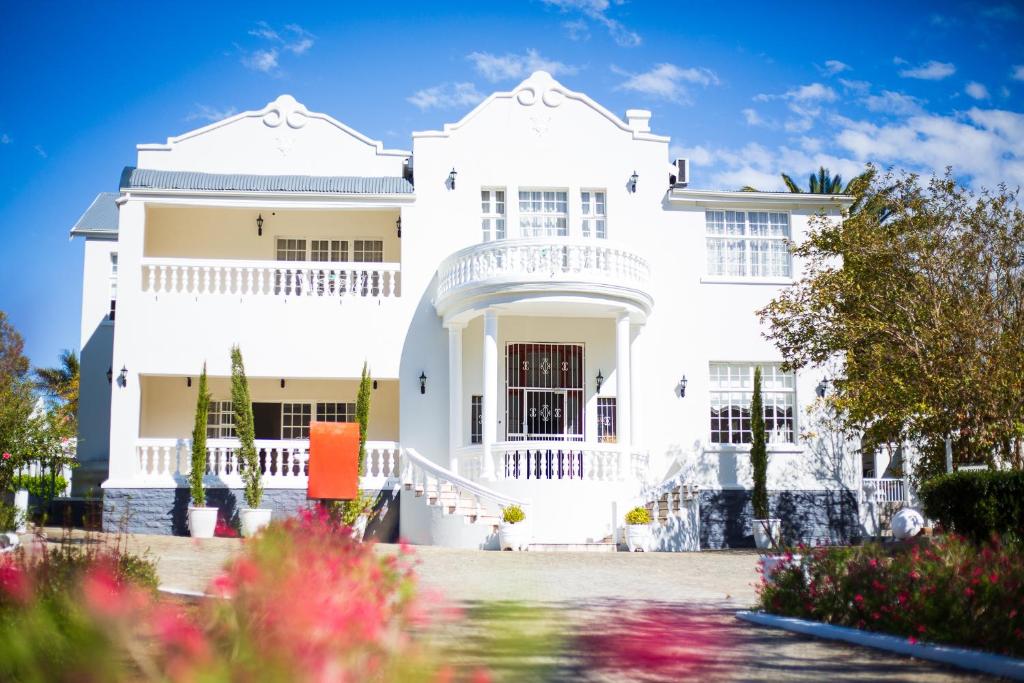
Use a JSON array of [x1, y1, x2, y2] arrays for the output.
[[709, 363, 795, 445], [207, 400, 236, 439], [311, 240, 347, 262], [108, 252, 118, 322], [597, 397, 617, 443], [276, 238, 308, 261], [519, 190, 568, 237], [353, 240, 383, 262], [281, 402, 312, 439], [481, 189, 506, 242], [470, 395, 482, 444], [705, 210, 791, 277], [581, 191, 607, 239], [316, 402, 356, 423]]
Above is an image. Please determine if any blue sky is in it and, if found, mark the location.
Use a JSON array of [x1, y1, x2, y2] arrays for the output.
[[1, 1, 1022, 369]]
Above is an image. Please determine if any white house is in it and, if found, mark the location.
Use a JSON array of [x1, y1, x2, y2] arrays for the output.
[[71, 72, 860, 548]]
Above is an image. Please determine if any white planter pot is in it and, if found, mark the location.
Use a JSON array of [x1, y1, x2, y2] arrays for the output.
[[239, 508, 273, 537], [753, 518, 781, 550], [188, 507, 218, 539], [626, 524, 652, 552], [498, 521, 530, 551], [761, 554, 803, 585]]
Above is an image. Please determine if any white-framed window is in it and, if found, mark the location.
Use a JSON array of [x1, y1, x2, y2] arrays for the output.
[[597, 397, 617, 443], [481, 189, 506, 242], [316, 402, 356, 423], [281, 402, 312, 439], [470, 395, 482, 444], [310, 239, 348, 262], [276, 238, 308, 262], [108, 252, 118, 322], [705, 210, 791, 277], [581, 191, 607, 239], [207, 400, 236, 439], [709, 363, 795, 444], [519, 190, 568, 238], [353, 239, 384, 262]]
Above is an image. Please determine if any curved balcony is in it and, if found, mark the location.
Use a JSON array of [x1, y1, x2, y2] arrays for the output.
[[434, 238, 653, 319]]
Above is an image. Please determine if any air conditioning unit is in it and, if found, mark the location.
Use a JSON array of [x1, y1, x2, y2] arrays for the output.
[[671, 158, 690, 187]]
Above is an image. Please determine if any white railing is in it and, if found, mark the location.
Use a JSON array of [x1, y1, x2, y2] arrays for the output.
[[435, 238, 651, 302], [458, 442, 648, 483], [958, 464, 988, 472], [141, 257, 401, 299], [134, 438, 401, 489], [403, 447, 530, 520], [861, 477, 908, 504], [640, 474, 700, 522]]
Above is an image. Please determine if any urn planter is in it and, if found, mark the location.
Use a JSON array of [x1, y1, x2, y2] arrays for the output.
[[239, 508, 273, 537], [188, 506, 219, 539], [753, 518, 781, 550], [498, 521, 530, 551], [626, 524, 652, 552]]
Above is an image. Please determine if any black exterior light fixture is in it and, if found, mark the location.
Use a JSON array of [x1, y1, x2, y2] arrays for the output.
[[419, 371, 427, 395], [396, 215, 402, 238], [372, 379, 379, 390], [106, 366, 113, 384], [118, 366, 128, 387], [280, 379, 286, 389], [629, 170, 639, 193], [187, 377, 192, 388], [256, 213, 264, 237], [447, 168, 457, 190], [595, 369, 604, 393], [678, 374, 688, 398], [816, 378, 831, 398]]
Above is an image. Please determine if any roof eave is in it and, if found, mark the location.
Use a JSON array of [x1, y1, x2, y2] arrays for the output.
[[668, 187, 855, 208]]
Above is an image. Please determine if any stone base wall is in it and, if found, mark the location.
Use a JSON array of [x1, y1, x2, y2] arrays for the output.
[[103, 487, 400, 541], [699, 489, 859, 549]]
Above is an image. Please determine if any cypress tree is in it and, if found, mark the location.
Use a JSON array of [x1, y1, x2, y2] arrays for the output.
[[190, 364, 209, 507], [356, 362, 371, 474], [232, 346, 262, 509], [750, 365, 769, 521]]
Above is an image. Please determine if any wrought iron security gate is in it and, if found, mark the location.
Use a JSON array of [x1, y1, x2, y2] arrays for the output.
[[505, 343, 584, 441]]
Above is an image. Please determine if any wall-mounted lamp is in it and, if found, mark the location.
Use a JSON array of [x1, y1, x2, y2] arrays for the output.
[[280, 379, 286, 389], [678, 375, 688, 398], [256, 213, 264, 237], [816, 378, 831, 398], [595, 369, 604, 393], [118, 366, 128, 388], [396, 216, 402, 238], [629, 170, 639, 193], [187, 377, 192, 388], [447, 168, 457, 190], [106, 366, 113, 384], [419, 371, 427, 395], [372, 379, 378, 390]]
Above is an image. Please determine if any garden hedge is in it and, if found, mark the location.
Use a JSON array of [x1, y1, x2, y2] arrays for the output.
[[919, 470, 1024, 540]]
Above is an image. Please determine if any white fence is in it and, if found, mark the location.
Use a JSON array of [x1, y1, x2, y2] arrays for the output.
[[861, 477, 908, 504]]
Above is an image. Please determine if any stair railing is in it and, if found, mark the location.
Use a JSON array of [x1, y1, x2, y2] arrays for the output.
[[402, 447, 531, 520]]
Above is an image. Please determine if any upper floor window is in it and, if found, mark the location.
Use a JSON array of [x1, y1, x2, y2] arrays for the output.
[[276, 238, 308, 262], [311, 240, 347, 262], [108, 252, 118, 322], [353, 240, 384, 262], [519, 190, 568, 238], [316, 402, 356, 423], [275, 238, 383, 263], [581, 191, 607, 239], [706, 210, 791, 278], [208, 400, 236, 439], [709, 363, 795, 445], [481, 189, 506, 242]]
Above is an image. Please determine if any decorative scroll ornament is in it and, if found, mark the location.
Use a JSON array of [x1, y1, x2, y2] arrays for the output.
[[539, 357, 552, 375], [262, 95, 310, 130]]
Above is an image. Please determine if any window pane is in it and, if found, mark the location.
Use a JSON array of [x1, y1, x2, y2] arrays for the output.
[[519, 189, 568, 237], [708, 363, 795, 444]]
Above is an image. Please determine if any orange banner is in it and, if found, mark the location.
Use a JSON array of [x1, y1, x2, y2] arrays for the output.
[[307, 421, 360, 500]]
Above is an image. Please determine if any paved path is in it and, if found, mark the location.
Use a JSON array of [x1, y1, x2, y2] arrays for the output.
[[44, 529, 990, 681]]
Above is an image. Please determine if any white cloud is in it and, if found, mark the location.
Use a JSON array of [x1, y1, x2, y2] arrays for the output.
[[839, 78, 871, 94], [542, 0, 641, 47], [965, 81, 990, 100], [0, 133, 10, 144], [1013, 65, 1024, 81], [34, 145, 47, 159], [186, 104, 238, 122], [899, 60, 956, 80], [467, 49, 577, 82], [613, 63, 719, 104], [820, 59, 851, 76], [863, 90, 925, 116], [742, 108, 765, 126], [242, 22, 314, 73], [244, 49, 279, 73], [407, 82, 485, 111], [788, 83, 838, 102]]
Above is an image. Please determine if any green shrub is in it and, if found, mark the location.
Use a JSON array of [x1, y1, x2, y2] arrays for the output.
[[502, 505, 525, 524], [919, 470, 1024, 540], [10, 473, 68, 499], [0, 503, 22, 532], [624, 506, 651, 525]]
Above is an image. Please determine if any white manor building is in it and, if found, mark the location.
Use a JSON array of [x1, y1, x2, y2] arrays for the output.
[[71, 72, 861, 548]]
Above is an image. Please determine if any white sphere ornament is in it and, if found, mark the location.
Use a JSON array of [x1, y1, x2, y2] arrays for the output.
[[891, 508, 925, 540]]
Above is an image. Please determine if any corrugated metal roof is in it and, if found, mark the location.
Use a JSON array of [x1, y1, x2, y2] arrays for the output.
[[120, 167, 414, 195], [70, 192, 119, 236]]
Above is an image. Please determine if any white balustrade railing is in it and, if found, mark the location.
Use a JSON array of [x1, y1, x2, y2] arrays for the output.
[[134, 438, 401, 489], [141, 257, 401, 299], [640, 474, 701, 523], [456, 442, 647, 483], [402, 447, 530, 521], [436, 238, 651, 301], [861, 477, 908, 504]]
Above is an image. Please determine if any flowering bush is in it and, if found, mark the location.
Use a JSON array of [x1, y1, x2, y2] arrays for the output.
[[501, 504, 525, 524], [758, 535, 1024, 656], [624, 506, 651, 525]]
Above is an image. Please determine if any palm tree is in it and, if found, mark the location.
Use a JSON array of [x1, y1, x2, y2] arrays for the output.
[[34, 349, 79, 429], [781, 166, 857, 194]]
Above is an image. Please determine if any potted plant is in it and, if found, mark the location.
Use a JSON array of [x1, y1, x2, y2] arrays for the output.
[[624, 506, 652, 552], [498, 504, 529, 551], [188, 365, 218, 538], [750, 366, 780, 550], [232, 347, 271, 537]]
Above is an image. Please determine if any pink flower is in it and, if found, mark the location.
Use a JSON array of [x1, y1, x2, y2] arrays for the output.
[[908, 636, 918, 645], [854, 594, 864, 604], [965, 587, 975, 598], [2, 452, 10, 460]]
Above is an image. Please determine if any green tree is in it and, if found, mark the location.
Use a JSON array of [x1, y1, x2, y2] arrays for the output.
[[356, 362, 372, 474], [0, 312, 35, 491], [760, 170, 1024, 478], [190, 365, 209, 507], [750, 366, 769, 520], [34, 350, 79, 432], [780, 166, 859, 194], [231, 346, 262, 509]]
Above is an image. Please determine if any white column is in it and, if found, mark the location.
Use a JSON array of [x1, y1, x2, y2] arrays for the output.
[[616, 313, 632, 478], [630, 322, 643, 449], [481, 310, 499, 480], [447, 323, 465, 473]]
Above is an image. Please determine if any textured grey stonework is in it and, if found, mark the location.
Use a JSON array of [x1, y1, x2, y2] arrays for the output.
[[699, 489, 859, 549], [103, 487, 400, 540]]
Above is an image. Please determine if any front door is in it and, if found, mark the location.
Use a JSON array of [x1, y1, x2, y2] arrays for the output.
[[506, 342, 584, 441], [525, 389, 566, 440]]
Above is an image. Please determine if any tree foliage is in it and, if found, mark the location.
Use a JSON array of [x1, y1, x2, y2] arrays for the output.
[[231, 346, 262, 508], [750, 366, 769, 520], [190, 365, 209, 507], [34, 350, 79, 432], [760, 170, 1024, 477], [356, 362, 371, 473]]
